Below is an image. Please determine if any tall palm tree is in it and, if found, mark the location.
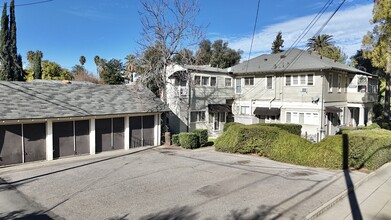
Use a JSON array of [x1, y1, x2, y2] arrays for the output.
[[79, 56, 86, 66], [124, 54, 137, 82], [94, 55, 100, 75], [306, 34, 334, 53]]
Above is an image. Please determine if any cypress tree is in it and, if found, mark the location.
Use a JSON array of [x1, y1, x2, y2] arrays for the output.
[[33, 51, 42, 79], [10, 0, 22, 81], [0, 3, 11, 80]]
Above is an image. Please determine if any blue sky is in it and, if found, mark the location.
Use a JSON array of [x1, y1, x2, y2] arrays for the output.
[[11, 0, 374, 75]]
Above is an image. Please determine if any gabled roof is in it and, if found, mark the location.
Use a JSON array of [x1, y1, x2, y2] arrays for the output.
[[231, 48, 371, 76], [184, 65, 229, 74], [0, 81, 167, 121]]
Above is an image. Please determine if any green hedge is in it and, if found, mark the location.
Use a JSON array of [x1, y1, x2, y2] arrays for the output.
[[339, 123, 381, 133], [193, 129, 208, 147], [172, 134, 180, 145], [179, 133, 199, 149], [215, 123, 391, 170], [260, 123, 302, 136], [223, 122, 242, 132]]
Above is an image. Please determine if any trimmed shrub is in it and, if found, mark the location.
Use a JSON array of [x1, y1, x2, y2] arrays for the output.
[[260, 123, 302, 136], [179, 133, 199, 149], [193, 129, 208, 147], [223, 122, 242, 132], [172, 134, 180, 146], [214, 123, 391, 170], [339, 123, 381, 133]]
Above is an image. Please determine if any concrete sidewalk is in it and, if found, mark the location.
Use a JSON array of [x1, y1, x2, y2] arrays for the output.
[[307, 163, 391, 220]]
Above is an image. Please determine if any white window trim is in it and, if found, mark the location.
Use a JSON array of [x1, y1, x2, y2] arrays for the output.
[[244, 76, 255, 86], [266, 75, 273, 90], [225, 78, 232, 87], [338, 74, 342, 93], [235, 78, 242, 94], [285, 74, 315, 86], [328, 73, 333, 93]]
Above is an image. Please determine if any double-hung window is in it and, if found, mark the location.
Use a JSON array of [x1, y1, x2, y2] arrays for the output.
[[244, 77, 254, 86]]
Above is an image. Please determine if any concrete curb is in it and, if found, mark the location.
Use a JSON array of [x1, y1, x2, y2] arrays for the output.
[[304, 162, 391, 220]]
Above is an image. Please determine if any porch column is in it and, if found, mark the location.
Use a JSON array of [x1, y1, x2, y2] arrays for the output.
[[124, 116, 130, 150], [89, 119, 96, 155], [358, 106, 365, 126], [46, 120, 53, 161], [154, 114, 161, 146]]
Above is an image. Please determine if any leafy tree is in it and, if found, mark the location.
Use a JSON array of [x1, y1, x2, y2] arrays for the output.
[[172, 48, 195, 65], [41, 60, 72, 80], [271, 31, 284, 54], [72, 64, 99, 84], [195, 39, 212, 65], [362, 0, 391, 123], [99, 58, 124, 85], [79, 55, 86, 66], [307, 34, 347, 63], [138, 0, 204, 100], [0, 3, 11, 80], [210, 39, 241, 68]]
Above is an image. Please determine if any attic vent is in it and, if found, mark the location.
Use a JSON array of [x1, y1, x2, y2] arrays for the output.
[[280, 55, 286, 58]]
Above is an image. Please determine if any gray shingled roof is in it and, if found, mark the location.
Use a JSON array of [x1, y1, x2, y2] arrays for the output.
[[231, 48, 371, 76], [0, 81, 167, 121]]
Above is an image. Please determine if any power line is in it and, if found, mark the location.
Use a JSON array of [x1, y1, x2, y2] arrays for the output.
[[244, 0, 261, 74], [238, 0, 335, 98], [0, 0, 54, 8]]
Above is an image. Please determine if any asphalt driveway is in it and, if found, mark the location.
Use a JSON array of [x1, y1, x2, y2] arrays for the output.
[[0, 146, 367, 220]]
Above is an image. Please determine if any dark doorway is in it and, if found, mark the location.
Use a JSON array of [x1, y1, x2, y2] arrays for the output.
[[53, 121, 74, 158], [95, 119, 112, 153], [129, 116, 142, 148], [113, 117, 125, 150], [75, 120, 90, 155], [23, 123, 46, 162], [0, 124, 22, 165], [143, 116, 155, 146]]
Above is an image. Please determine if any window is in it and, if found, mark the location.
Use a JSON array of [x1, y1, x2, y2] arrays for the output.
[[266, 76, 273, 89], [202, 76, 209, 86], [328, 73, 333, 92], [313, 113, 319, 124], [286, 112, 291, 123], [190, 111, 205, 122], [244, 77, 254, 86], [210, 77, 217, 86], [180, 79, 187, 87], [300, 75, 306, 85], [194, 76, 201, 85], [240, 106, 250, 115], [292, 112, 299, 123], [338, 75, 342, 92], [179, 87, 187, 96], [285, 75, 291, 86], [286, 74, 314, 86], [292, 75, 298, 85], [304, 113, 312, 124], [236, 78, 242, 94], [225, 78, 232, 87], [299, 113, 304, 124], [308, 74, 314, 85]]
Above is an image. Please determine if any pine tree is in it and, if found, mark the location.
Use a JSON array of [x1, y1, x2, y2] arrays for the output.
[[0, 3, 11, 80], [271, 31, 284, 54], [9, 0, 22, 80]]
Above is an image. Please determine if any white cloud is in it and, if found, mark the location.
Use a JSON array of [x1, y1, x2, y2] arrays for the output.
[[228, 3, 373, 59]]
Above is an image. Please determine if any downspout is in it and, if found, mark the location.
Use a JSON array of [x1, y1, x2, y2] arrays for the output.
[[187, 70, 191, 132], [269, 73, 277, 109], [320, 69, 325, 141]]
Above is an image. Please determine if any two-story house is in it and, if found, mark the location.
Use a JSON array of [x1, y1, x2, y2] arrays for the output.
[[230, 49, 377, 141], [166, 65, 234, 137], [166, 49, 377, 140]]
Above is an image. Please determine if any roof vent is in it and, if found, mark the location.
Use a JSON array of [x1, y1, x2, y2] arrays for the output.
[[264, 58, 268, 61], [280, 55, 286, 59]]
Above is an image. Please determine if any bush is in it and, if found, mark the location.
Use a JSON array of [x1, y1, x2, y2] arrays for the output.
[[260, 123, 302, 136], [193, 129, 208, 147], [339, 123, 381, 133], [214, 123, 391, 170], [223, 122, 242, 132], [179, 133, 199, 149], [172, 134, 180, 146]]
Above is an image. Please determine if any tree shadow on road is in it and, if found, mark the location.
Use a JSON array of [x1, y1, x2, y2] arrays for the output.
[[0, 210, 54, 220], [139, 206, 198, 220]]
